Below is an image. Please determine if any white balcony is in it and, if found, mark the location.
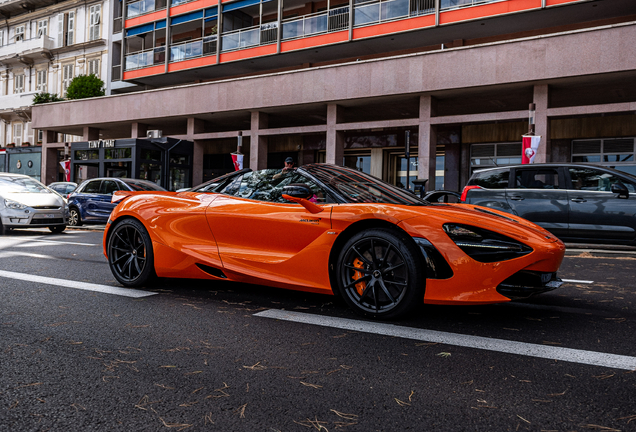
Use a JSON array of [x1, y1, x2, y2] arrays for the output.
[[0, 36, 56, 64], [0, 91, 37, 112]]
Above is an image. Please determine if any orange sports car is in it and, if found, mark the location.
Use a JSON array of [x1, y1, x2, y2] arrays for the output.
[[103, 164, 565, 319]]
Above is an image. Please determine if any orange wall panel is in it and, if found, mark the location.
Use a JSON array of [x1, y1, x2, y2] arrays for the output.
[[168, 55, 217, 72], [123, 65, 166, 80], [545, 0, 581, 5], [170, 0, 218, 17], [125, 10, 168, 29], [352, 15, 435, 40], [280, 30, 348, 53], [440, 0, 540, 25], [219, 44, 277, 63]]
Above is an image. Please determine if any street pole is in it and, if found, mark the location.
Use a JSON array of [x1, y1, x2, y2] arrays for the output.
[[528, 103, 536, 135], [405, 130, 410, 191]]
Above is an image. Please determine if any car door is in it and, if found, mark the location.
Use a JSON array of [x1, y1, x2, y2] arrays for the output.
[[567, 167, 636, 242], [96, 179, 120, 220], [205, 169, 334, 288], [505, 167, 569, 238], [76, 180, 102, 220]]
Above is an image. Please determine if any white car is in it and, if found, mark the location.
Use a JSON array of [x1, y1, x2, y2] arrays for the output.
[[0, 173, 69, 234]]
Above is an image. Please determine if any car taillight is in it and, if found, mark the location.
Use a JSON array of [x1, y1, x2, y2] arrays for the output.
[[460, 185, 482, 202]]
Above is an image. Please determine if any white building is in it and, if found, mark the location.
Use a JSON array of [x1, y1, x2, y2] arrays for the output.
[[0, 0, 109, 147]]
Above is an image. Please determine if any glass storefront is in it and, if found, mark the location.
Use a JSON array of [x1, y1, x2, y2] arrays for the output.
[[6, 147, 42, 181], [571, 138, 636, 177]]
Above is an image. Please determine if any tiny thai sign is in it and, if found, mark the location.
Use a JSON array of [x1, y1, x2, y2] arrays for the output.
[[88, 139, 115, 148]]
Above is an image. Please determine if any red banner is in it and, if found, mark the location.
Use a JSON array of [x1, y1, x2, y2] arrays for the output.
[[231, 153, 243, 171], [522, 135, 541, 164], [59, 160, 71, 181]]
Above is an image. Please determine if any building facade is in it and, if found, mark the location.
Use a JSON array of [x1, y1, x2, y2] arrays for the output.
[[32, 0, 636, 189], [0, 0, 109, 179]]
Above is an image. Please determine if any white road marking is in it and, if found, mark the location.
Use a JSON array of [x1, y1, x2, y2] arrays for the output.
[[562, 279, 594, 284], [18, 238, 99, 247], [0, 270, 156, 298], [255, 309, 636, 371], [0, 252, 57, 260]]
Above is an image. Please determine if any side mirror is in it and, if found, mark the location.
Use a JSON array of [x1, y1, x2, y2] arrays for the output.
[[611, 182, 629, 199], [282, 183, 313, 200]]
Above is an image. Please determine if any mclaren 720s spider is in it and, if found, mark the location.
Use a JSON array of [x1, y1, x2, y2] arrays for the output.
[[103, 163, 565, 319]]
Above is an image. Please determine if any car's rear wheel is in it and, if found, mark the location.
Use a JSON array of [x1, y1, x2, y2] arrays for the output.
[[49, 225, 66, 234], [68, 207, 82, 226], [107, 219, 155, 287], [335, 228, 425, 319]]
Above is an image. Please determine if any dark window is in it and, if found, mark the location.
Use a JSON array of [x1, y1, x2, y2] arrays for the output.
[[83, 180, 101, 193], [468, 169, 510, 189], [514, 169, 559, 189], [569, 168, 636, 193], [100, 180, 120, 195]]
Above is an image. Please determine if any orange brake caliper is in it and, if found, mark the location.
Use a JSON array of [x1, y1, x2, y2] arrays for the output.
[[352, 258, 367, 295]]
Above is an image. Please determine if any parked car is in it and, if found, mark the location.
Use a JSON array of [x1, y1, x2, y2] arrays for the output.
[[68, 178, 166, 226], [461, 163, 636, 245], [48, 182, 78, 200], [0, 173, 68, 234], [103, 164, 565, 319]]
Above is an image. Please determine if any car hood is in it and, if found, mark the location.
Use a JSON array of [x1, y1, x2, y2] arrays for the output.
[[2, 192, 65, 207]]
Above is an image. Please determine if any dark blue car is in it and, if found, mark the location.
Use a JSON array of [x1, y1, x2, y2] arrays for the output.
[[67, 178, 166, 226]]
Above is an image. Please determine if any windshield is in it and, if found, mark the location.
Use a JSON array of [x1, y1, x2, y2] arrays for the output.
[[122, 179, 166, 191], [303, 165, 426, 205], [0, 176, 50, 194]]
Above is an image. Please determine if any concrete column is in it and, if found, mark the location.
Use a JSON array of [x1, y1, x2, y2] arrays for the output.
[[444, 143, 460, 192], [249, 111, 268, 170], [370, 148, 383, 179], [41, 130, 59, 184], [83, 127, 99, 141], [131, 122, 148, 139], [417, 95, 437, 192], [326, 104, 344, 166], [188, 117, 206, 186], [533, 84, 549, 163]]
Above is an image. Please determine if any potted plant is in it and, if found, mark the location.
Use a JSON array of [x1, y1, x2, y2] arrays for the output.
[[6, 143, 15, 148], [21, 141, 31, 147], [36, 141, 42, 146]]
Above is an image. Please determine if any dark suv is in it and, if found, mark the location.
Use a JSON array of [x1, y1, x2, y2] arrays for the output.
[[461, 163, 636, 245]]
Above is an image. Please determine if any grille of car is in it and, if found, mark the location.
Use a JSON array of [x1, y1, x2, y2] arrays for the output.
[[30, 219, 64, 225], [32, 206, 61, 210]]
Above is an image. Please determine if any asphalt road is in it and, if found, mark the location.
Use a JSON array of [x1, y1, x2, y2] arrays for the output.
[[1, 228, 635, 431]]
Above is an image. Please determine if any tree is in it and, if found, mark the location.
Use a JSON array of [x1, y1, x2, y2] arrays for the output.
[[65, 74, 105, 99], [32, 92, 64, 105]]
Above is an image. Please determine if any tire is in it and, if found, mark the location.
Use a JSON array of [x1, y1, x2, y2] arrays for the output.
[[0, 220, 5, 235], [49, 225, 66, 234], [107, 219, 156, 287], [335, 228, 425, 319], [68, 207, 82, 226]]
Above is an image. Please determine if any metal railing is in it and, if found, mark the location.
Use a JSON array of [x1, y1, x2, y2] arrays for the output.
[[170, 36, 217, 62], [410, 0, 435, 15], [112, 65, 122, 81], [126, 0, 167, 18], [354, 0, 410, 26], [282, 7, 349, 41], [221, 23, 278, 52], [124, 46, 165, 70], [440, 0, 500, 10]]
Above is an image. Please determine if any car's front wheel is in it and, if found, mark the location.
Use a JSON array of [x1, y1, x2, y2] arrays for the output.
[[335, 228, 425, 319], [107, 219, 155, 287], [49, 225, 66, 234], [68, 207, 82, 226]]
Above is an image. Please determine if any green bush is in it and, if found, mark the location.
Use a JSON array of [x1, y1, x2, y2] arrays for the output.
[[32, 92, 64, 105], [65, 74, 105, 99]]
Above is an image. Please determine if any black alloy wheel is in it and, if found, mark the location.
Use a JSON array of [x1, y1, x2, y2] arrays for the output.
[[68, 208, 82, 226], [336, 228, 425, 319], [49, 225, 66, 234], [107, 218, 155, 287]]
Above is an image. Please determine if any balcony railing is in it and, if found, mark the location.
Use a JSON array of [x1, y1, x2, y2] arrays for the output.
[[170, 36, 217, 62], [125, 46, 165, 70], [221, 23, 278, 52], [440, 0, 500, 10], [0, 91, 38, 111], [127, 0, 167, 18], [411, 0, 435, 15], [354, 0, 410, 26], [0, 35, 56, 58], [282, 7, 349, 41]]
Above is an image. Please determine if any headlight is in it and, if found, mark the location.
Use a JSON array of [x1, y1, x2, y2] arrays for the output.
[[5, 199, 27, 210], [443, 223, 532, 263]]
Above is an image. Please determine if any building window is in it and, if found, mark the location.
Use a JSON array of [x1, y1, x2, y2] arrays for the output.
[[14, 74, 25, 93], [572, 138, 636, 177], [36, 70, 47, 92], [62, 64, 74, 94], [89, 5, 101, 41], [14, 25, 25, 42], [13, 123, 23, 146], [88, 58, 100, 77], [38, 20, 48, 37], [470, 142, 522, 173], [57, 11, 75, 47], [0, 30, 5, 46]]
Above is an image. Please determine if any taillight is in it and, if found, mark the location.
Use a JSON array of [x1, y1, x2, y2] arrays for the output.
[[460, 185, 482, 202]]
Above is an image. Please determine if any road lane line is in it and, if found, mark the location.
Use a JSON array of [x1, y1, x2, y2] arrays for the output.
[[0, 270, 156, 298], [562, 279, 594, 284], [19, 239, 99, 247], [255, 309, 636, 371]]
